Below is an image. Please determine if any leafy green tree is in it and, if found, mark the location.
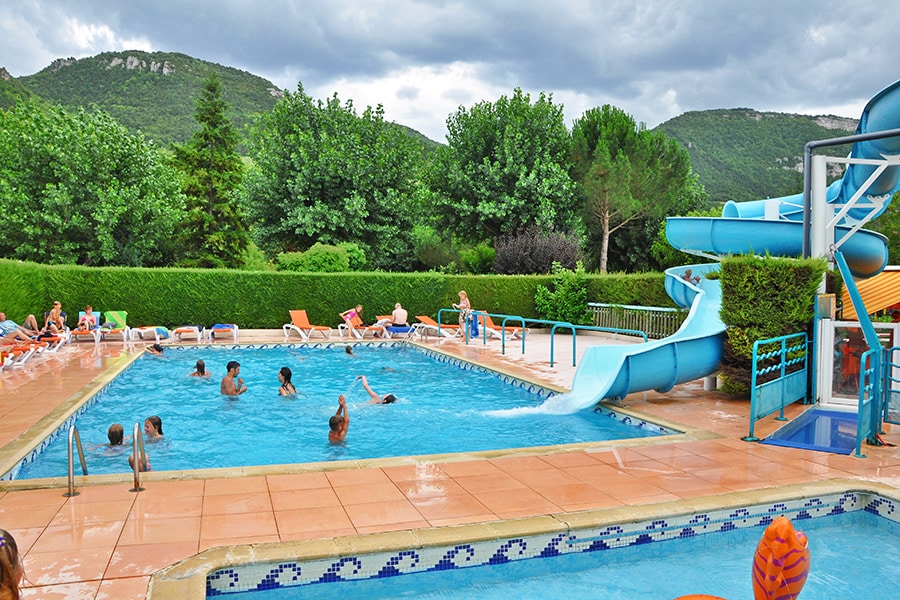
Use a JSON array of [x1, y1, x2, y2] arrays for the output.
[[427, 88, 578, 243], [241, 85, 423, 271], [534, 261, 591, 324], [572, 105, 694, 272], [171, 72, 248, 268], [0, 101, 185, 266]]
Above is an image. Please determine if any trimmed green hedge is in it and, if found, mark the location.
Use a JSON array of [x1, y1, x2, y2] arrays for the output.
[[0, 259, 673, 330]]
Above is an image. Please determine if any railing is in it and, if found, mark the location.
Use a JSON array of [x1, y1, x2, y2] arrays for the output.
[[588, 303, 685, 339], [549, 323, 648, 367], [855, 347, 882, 458], [886, 347, 900, 426], [64, 425, 88, 497], [743, 332, 809, 442], [130, 422, 148, 492]]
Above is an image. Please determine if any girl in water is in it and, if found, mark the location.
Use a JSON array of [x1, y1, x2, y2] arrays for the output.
[[278, 367, 297, 396]]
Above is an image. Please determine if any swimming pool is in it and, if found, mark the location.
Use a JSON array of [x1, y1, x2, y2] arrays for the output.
[[162, 486, 899, 599], [7, 343, 671, 480]]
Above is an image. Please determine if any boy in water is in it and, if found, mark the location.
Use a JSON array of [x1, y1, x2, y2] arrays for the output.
[[329, 395, 350, 443]]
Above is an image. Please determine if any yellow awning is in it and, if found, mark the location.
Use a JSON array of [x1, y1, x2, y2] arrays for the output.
[[841, 267, 900, 319]]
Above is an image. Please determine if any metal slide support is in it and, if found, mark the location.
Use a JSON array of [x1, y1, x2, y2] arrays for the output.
[[64, 425, 88, 497]]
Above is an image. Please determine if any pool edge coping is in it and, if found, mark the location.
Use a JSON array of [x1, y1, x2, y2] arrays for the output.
[[148, 478, 900, 599]]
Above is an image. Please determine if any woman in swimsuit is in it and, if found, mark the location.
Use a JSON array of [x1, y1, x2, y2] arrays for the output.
[[340, 305, 363, 336], [278, 367, 297, 396]]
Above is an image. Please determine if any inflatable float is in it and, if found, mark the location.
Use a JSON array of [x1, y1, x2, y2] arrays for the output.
[[676, 515, 809, 600]]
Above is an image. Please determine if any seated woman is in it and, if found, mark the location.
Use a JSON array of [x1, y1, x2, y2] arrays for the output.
[[340, 304, 363, 335], [44, 301, 66, 334], [76, 305, 98, 331]]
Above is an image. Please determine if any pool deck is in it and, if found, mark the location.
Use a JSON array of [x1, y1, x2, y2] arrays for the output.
[[1, 330, 899, 598]]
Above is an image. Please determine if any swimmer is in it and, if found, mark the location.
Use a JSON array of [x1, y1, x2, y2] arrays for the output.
[[220, 360, 247, 396], [357, 375, 396, 404], [190, 359, 209, 377], [146, 343, 164, 356], [345, 345, 353, 355], [128, 452, 151, 472], [278, 366, 297, 396], [143, 415, 163, 439], [108, 423, 124, 445], [328, 395, 350, 443]]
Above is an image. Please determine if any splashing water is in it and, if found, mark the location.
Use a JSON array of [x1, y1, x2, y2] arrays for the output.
[[485, 388, 598, 417]]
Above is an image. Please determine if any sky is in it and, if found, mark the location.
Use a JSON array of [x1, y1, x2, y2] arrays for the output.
[[2, 1, 899, 142]]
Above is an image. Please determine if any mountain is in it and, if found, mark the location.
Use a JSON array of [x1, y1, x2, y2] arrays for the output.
[[656, 109, 857, 203], [0, 67, 34, 109], [16, 51, 283, 147]]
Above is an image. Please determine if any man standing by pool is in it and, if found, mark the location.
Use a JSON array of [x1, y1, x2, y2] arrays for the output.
[[329, 395, 349, 443], [221, 360, 248, 396]]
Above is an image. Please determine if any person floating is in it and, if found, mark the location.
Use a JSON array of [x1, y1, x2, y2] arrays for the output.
[[357, 374, 396, 404], [221, 360, 248, 396], [328, 394, 350, 443]]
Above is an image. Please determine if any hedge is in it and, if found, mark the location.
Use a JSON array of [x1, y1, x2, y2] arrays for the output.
[[0, 259, 674, 330]]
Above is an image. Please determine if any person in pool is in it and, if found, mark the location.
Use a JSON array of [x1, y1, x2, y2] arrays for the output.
[[357, 375, 396, 404], [278, 366, 297, 396], [146, 343, 164, 356], [190, 359, 209, 377], [128, 452, 151, 472], [221, 360, 248, 396], [143, 415, 163, 439], [328, 395, 350, 443], [108, 423, 124, 445]]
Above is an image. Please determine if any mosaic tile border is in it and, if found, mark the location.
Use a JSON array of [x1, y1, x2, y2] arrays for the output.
[[4, 342, 670, 481], [206, 491, 898, 596]]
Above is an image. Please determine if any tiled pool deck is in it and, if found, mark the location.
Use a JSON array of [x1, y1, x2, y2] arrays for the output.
[[1, 331, 898, 598]]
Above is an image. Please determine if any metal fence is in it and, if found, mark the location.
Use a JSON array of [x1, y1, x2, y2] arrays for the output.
[[588, 303, 686, 340]]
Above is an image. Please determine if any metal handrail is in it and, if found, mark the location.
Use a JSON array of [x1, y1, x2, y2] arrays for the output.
[[549, 323, 649, 367], [64, 425, 88, 497], [130, 422, 148, 492]]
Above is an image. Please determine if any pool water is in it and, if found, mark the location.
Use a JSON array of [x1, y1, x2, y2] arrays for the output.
[[217, 510, 900, 599], [14, 344, 665, 479]]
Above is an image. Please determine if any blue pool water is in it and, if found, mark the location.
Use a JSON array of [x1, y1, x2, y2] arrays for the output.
[[14, 344, 665, 479], [762, 408, 857, 454], [215, 510, 900, 599]]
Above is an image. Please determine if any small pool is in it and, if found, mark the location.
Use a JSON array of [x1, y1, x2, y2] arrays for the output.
[[8, 343, 670, 479], [199, 490, 900, 599]]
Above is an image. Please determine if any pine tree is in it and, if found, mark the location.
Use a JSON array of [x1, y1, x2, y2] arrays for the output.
[[172, 71, 248, 268]]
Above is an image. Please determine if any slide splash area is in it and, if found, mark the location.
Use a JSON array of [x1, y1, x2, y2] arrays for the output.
[[561, 78, 900, 412]]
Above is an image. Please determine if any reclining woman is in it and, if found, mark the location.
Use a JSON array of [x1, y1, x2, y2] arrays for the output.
[[75, 305, 98, 331]]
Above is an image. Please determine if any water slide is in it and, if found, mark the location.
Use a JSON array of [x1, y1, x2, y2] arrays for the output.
[[563, 79, 900, 412]]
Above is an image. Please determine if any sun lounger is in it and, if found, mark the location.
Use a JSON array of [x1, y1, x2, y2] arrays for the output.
[[283, 310, 332, 341], [70, 311, 101, 344], [129, 326, 169, 343], [338, 315, 389, 339], [208, 323, 239, 342], [480, 314, 528, 340], [100, 310, 129, 342], [411, 315, 459, 338], [173, 325, 204, 343]]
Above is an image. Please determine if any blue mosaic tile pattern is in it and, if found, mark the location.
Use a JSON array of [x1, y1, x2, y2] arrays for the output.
[[205, 491, 898, 596]]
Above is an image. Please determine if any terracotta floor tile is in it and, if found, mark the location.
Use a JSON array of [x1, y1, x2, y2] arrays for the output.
[[533, 482, 620, 510], [408, 492, 491, 521], [21, 581, 102, 600], [105, 540, 199, 578], [474, 488, 560, 518], [134, 479, 205, 498], [203, 476, 269, 496], [71, 484, 141, 502], [489, 455, 556, 474], [270, 487, 341, 511], [132, 494, 204, 519], [332, 481, 406, 505], [199, 534, 282, 553], [614, 458, 678, 478], [395, 477, 468, 500], [49, 498, 134, 527], [642, 472, 732, 496], [0, 487, 68, 509], [427, 514, 497, 527], [511, 468, 581, 489], [279, 527, 358, 542], [95, 576, 151, 600], [437, 460, 505, 478], [23, 546, 114, 585], [453, 473, 527, 494], [325, 468, 391, 487], [274, 505, 354, 535], [381, 462, 450, 483], [600, 474, 674, 502], [118, 515, 202, 546], [562, 463, 626, 485], [629, 443, 697, 461], [201, 511, 277, 541], [266, 471, 331, 491], [342, 498, 423, 529], [657, 453, 731, 471], [0, 503, 63, 528], [538, 452, 603, 468], [691, 466, 770, 489], [29, 521, 124, 554], [202, 491, 273, 516]]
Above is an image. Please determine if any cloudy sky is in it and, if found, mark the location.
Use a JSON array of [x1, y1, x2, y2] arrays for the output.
[[2, 1, 898, 141]]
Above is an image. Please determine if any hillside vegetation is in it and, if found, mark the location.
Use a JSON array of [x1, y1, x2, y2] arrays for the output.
[[17, 51, 282, 146], [656, 109, 857, 203]]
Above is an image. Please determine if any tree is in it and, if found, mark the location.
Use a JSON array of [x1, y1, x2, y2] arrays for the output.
[[0, 100, 185, 266], [171, 72, 248, 268], [572, 105, 694, 272], [241, 84, 423, 271], [427, 88, 578, 243]]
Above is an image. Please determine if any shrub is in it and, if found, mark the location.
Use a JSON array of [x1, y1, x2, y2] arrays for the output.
[[459, 242, 495, 274], [275, 251, 305, 272], [492, 227, 583, 274], [276, 244, 350, 273], [412, 225, 459, 270], [337, 242, 367, 271], [534, 261, 591, 324]]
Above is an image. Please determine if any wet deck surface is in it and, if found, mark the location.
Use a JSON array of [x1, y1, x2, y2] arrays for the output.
[[1, 330, 898, 598]]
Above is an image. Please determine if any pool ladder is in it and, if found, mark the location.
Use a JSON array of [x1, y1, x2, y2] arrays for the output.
[[130, 422, 148, 492], [64, 425, 88, 497]]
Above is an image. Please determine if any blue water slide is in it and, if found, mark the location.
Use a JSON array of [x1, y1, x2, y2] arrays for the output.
[[565, 78, 900, 410]]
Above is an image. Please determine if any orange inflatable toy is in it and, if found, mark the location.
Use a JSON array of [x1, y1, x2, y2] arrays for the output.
[[751, 516, 810, 600], [674, 595, 726, 599]]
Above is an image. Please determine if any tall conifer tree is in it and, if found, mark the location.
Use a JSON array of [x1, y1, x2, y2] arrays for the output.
[[172, 72, 248, 267]]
